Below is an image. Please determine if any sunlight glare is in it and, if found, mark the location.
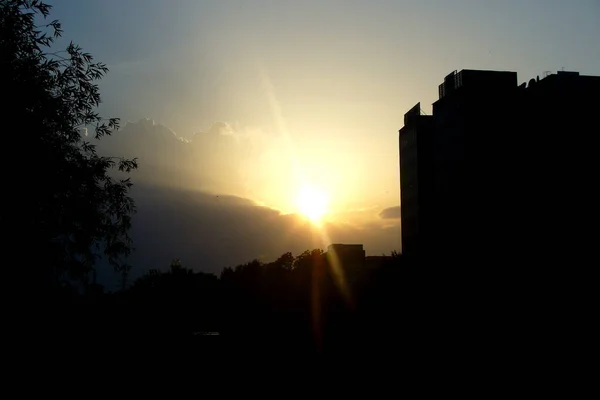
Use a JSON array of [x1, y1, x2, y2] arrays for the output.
[[297, 186, 328, 222]]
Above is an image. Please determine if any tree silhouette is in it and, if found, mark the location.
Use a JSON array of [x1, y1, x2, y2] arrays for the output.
[[1, 1, 137, 292]]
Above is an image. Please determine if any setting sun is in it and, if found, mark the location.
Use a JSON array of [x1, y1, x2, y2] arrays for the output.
[[297, 186, 328, 222]]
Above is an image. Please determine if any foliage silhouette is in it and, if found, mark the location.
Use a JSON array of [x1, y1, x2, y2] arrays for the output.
[[1, 0, 137, 292], [104, 249, 407, 361]]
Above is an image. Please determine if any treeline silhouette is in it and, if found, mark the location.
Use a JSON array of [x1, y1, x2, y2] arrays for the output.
[[60, 251, 410, 362]]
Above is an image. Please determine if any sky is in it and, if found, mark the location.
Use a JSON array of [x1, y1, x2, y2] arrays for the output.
[[46, 0, 600, 283]]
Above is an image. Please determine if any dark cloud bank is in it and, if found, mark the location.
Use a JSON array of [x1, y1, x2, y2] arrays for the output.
[[379, 206, 401, 219], [95, 120, 400, 288]]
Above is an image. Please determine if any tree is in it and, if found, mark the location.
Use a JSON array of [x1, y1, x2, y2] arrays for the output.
[[0, 1, 137, 291], [270, 252, 294, 271]]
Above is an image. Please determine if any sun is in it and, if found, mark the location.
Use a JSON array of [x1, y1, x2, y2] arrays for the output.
[[297, 186, 328, 222]]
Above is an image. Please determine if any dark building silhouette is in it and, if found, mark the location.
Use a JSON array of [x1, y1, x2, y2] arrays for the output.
[[326, 244, 365, 268], [399, 69, 600, 264], [399, 102, 434, 256], [325, 244, 391, 270], [325, 244, 367, 286]]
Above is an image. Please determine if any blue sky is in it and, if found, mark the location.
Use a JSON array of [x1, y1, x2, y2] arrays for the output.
[[49, 0, 600, 231], [50, 0, 600, 124]]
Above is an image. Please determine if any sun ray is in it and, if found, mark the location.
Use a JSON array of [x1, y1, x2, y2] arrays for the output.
[[259, 63, 352, 318]]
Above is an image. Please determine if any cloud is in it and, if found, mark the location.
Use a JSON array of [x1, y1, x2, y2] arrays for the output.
[[379, 206, 400, 219], [96, 184, 400, 289], [95, 118, 274, 197], [202, 121, 234, 136]]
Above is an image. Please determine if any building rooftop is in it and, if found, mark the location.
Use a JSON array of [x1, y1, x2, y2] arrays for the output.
[[438, 69, 517, 100], [327, 244, 364, 251]]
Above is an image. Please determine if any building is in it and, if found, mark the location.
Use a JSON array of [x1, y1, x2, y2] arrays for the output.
[[399, 102, 433, 257], [325, 244, 393, 272], [325, 244, 366, 286], [326, 244, 365, 269], [399, 69, 600, 263]]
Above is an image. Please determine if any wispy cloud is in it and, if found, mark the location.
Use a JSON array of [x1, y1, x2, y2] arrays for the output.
[[379, 206, 400, 219]]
